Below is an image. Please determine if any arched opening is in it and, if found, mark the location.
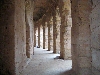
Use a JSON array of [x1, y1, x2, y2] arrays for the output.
[[29, 0, 73, 75]]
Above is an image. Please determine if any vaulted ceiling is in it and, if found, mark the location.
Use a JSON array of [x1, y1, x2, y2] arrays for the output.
[[33, 0, 59, 21]]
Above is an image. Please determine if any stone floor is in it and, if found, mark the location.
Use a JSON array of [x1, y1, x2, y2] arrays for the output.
[[20, 47, 75, 75]]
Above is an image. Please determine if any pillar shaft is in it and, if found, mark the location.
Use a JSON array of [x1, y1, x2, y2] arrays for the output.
[[59, 0, 71, 59], [38, 26, 40, 47], [71, 0, 92, 75], [48, 21, 50, 51], [45, 23, 48, 49], [63, 25, 71, 60], [50, 18, 53, 50], [40, 25, 43, 48], [34, 27, 36, 47], [60, 16, 71, 59], [43, 25, 45, 49], [53, 15, 57, 53], [26, 24, 31, 58], [56, 16, 61, 54], [60, 16, 64, 58], [63, 14, 71, 60]]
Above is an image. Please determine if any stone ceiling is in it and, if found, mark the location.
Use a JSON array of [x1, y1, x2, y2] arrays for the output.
[[33, 0, 58, 21]]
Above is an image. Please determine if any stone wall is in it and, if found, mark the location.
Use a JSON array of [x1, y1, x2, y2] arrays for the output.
[[15, 0, 34, 74], [71, 0, 100, 75], [0, 0, 15, 75], [90, 0, 100, 75], [15, 0, 27, 74], [0, 0, 34, 75], [71, 0, 92, 75]]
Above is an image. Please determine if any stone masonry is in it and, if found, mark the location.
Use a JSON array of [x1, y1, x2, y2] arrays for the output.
[[0, 0, 100, 75]]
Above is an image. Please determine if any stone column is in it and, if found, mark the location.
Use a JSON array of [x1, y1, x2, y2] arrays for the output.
[[36, 27, 38, 47], [71, 0, 92, 75], [63, 23, 71, 60], [45, 22, 48, 49], [34, 26, 36, 47], [56, 7, 61, 54], [59, 1, 64, 58], [40, 25, 43, 48], [38, 25, 40, 48], [53, 12, 57, 53], [60, 13, 64, 59], [56, 18, 61, 54], [50, 17, 53, 50], [48, 20, 50, 51], [43, 22, 45, 49], [59, 0, 71, 60], [26, 20, 31, 58]]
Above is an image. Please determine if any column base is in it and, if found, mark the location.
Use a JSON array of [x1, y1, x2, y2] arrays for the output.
[[37, 46, 40, 48], [59, 56, 71, 60], [47, 50, 50, 51]]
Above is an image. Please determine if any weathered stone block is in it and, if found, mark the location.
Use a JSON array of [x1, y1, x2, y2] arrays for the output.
[[79, 57, 91, 68]]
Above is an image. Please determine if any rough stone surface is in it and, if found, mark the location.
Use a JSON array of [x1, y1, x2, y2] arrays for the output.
[[90, 1, 100, 75], [48, 18, 51, 51], [1, 0, 100, 75], [56, 12, 61, 54], [58, 0, 72, 60], [71, 0, 92, 75], [45, 22, 48, 49], [53, 12, 57, 53], [15, 0, 27, 74], [0, 0, 15, 75], [38, 25, 40, 47], [34, 26, 36, 47], [0, 0, 34, 75], [15, 0, 34, 74], [40, 25, 43, 48], [36, 27, 38, 47], [49, 17, 53, 50]]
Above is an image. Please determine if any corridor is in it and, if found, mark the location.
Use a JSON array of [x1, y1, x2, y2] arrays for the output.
[[1, 0, 100, 75], [20, 48, 73, 75]]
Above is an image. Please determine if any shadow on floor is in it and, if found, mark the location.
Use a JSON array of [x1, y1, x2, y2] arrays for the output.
[[58, 69, 76, 75], [54, 56, 60, 59], [46, 52, 54, 54], [21, 48, 73, 75]]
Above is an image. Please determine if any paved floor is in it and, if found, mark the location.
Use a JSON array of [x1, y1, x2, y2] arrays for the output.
[[20, 47, 75, 75]]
